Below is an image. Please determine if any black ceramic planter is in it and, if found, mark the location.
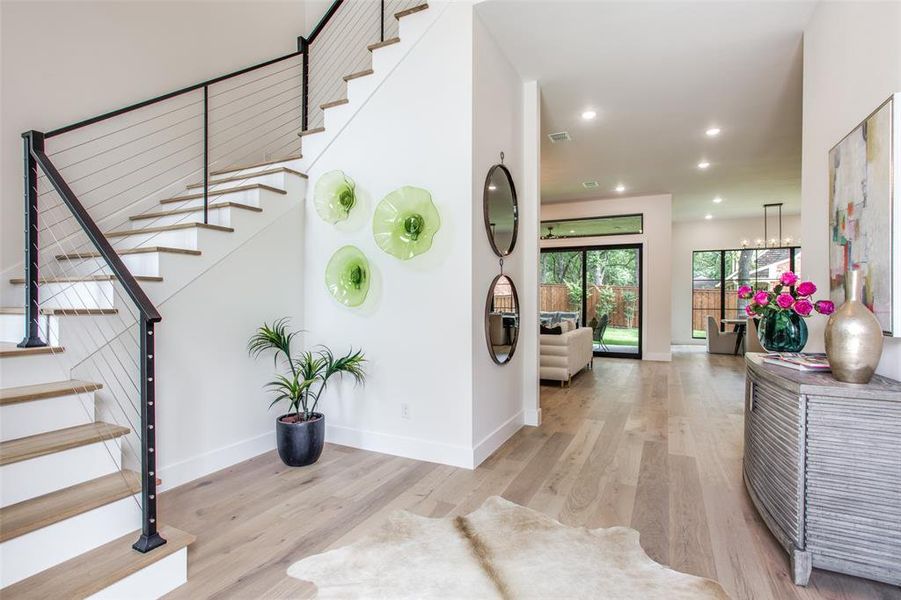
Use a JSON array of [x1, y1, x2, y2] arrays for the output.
[[276, 412, 325, 467]]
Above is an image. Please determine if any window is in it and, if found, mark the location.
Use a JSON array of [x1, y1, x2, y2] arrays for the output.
[[692, 247, 801, 339], [540, 214, 643, 239]]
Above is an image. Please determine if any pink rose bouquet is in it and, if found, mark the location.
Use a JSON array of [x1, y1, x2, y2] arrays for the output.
[[740, 272, 833, 319]]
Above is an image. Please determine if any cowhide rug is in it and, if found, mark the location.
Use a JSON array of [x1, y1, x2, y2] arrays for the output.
[[288, 496, 730, 599]]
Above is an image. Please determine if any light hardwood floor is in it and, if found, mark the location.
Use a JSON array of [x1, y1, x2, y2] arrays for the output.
[[160, 347, 901, 599]]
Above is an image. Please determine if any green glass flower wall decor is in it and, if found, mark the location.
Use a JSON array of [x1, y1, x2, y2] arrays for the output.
[[325, 246, 370, 307], [372, 186, 440, 260], [315, 170, 357, 223]]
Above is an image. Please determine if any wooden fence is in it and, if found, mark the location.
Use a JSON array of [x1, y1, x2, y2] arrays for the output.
[[691, 289, 740, 332], [540, 284, 639, 328]]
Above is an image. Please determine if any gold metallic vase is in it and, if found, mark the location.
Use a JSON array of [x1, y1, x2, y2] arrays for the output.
[[825, 269, 884, 384]]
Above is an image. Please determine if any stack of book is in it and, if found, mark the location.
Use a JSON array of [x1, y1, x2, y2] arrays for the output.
[[762, 353, 831, 372]]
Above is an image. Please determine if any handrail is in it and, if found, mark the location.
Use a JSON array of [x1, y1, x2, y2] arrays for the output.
[[45, 50, 303, 139], [308, 0, 345, 43], [44, 0, 351, 140], [28, 132, 161, 322]]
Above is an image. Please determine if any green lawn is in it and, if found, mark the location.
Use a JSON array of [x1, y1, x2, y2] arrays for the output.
[[600, 327, 639, 346], [693, 329, 706, 339]]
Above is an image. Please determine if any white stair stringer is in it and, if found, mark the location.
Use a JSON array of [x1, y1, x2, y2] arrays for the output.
[[297, 3, 444, 171]]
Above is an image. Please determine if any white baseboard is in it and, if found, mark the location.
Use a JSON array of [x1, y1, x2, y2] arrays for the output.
[[326, 423, 473, 469], [643, 351, 672, 362], [472, 411, 523, 467], [523, 407, 542, 426], [158, 430, 274, 491]]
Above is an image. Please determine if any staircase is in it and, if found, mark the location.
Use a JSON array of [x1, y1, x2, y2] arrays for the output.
[[1, 1, 434, 597]]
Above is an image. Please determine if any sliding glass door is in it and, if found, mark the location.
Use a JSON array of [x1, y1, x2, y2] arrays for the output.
[[540, 244, 642, 359]]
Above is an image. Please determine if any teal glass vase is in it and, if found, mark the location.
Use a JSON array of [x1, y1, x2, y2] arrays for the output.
[[758, 311, 808, 353]]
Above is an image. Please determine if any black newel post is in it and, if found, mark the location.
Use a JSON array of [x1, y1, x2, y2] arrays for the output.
[[19, 131, 46, 348], [132, 317, 166, 553]]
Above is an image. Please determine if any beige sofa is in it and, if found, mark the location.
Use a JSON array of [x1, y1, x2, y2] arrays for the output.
[[540, 327, 594, 386]]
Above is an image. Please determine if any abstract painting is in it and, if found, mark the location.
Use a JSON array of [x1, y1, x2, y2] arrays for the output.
[[829, 94, 900, 336]]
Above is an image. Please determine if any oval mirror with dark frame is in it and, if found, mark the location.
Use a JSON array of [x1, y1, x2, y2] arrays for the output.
[[483, 164, 519, 257], [485, 274, 520, 365]]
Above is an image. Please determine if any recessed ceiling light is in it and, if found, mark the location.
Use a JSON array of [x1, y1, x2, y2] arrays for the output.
[[581, 110, 597, 121], [582, 181, 599, 189], [706, 127, 721, 137], [488, 184, 497, 191], [697, 161, 710, 170], [713, 196, 723, 204], [705, 214, 713, 220], [615, 184, 626, 193]]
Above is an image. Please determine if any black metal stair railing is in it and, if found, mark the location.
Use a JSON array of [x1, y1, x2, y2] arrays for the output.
[[17, 0, 426, 554]]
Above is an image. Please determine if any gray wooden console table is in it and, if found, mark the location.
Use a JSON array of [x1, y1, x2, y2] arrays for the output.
[[743, 353, 901, 586]]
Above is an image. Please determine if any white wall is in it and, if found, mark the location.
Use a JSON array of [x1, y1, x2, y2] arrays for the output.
[[671, 215, 801, 345], [802, 1, 901, 379], [470, 12, 525, 464], [520, 82, 542, 427], [541, 194, 673, 361], [155, 205, 305, 489], [303, 3, 477, 468], [0, 1, 308, 276]]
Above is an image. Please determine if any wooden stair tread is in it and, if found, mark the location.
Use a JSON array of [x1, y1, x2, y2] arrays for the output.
[[320, 98, 349, 110], [1, 524, 195, 598], [298, 127, 325, 137], [186, 166, 307, 189], [210, 154, 301, 177], [368, 37, 400, 51], [0, 343, 64, 358], [158, 183, 287, 205], [130, 202, 262, 221], [0, 422, 130, 466], [396, 3, 428, 19], [0, 307, 118, 316], [343, 69, 374, 82], [56, 246, 200, 260], [0, 470, 140, 543], [0, 379, 102, 406], [10, 275, 161, 284], [106, 222, 233, 237]]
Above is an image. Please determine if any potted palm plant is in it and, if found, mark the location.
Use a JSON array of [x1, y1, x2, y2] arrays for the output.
[[248, 318, 366, 467]]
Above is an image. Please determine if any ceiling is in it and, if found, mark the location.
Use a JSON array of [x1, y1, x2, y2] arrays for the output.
[[476, 1, 816, 221]]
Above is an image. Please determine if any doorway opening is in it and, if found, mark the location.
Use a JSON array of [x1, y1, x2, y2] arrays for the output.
[[540, 244, 643, 359]]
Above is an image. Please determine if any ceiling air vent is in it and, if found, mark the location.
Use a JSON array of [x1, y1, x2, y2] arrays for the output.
[[547, 131, 571, 143], [582, 181, 599, 189]]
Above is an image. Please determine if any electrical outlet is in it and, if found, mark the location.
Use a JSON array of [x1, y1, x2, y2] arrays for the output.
[[401, 403, 410, 419]]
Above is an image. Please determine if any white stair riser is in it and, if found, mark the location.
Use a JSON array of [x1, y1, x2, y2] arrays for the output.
[[346, 73, 380, 106], [398, 4, 433, 39], [323, 103, 354, 132], [211, 157, 303, 179], [56, 252, 155, 278], [88, 547, 188, 600], [129, 206, 242, 230], [371, 40, 405, 73], [0, 495, 141, 588], [111, 228, 200, 251], [1, 393, 95, 442], [0, 438, 122, 508], [156, 187, 265, 212], [17, 281, 116, 311], [187, 171, 291, 193], [0, 352, 71, 388], [0, 314, 58, 346]]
